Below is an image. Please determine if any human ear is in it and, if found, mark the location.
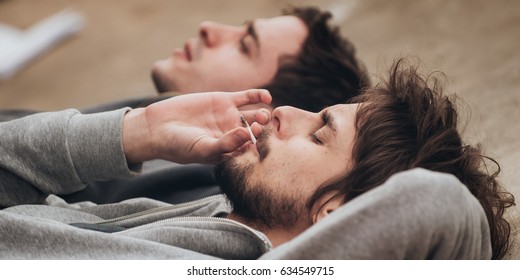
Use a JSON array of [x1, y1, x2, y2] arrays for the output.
[[311, 195, 343, 224]]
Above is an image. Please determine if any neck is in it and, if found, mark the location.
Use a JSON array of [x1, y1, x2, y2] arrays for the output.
[[227, 212, 306, 248]]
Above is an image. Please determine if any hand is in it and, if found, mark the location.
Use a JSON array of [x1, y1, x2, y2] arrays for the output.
[[122, 89, 272, 164]]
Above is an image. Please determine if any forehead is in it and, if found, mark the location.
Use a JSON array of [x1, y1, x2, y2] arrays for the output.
[[254, 15, 307, 57], [325, 103, 359, 122]]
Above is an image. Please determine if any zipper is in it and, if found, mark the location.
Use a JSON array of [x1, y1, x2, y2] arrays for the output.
[[113, 216, 272, 249], [93, 194, 229, 225]]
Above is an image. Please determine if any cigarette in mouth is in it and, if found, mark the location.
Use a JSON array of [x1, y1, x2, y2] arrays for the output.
[[240, 115, 257, 144]]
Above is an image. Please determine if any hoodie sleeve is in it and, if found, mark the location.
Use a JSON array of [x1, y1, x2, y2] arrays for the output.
[[0, 108, 141, 207]]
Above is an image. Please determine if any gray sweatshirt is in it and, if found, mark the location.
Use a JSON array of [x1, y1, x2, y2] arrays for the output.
[[0, 109, 492, 259]]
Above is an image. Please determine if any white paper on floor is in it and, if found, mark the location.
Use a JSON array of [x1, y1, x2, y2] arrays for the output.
[[0, 9, 85, 80]]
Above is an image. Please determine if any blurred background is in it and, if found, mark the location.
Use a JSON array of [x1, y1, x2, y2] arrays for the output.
[[1, 0, 519, 258]]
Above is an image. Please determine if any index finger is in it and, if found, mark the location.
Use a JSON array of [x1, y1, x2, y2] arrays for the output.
[[231, 89, 272, 107], [240, 108, 272, 125]]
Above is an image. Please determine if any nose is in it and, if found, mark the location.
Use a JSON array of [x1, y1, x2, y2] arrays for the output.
[[198, 21, 242, 48], [273, 106, 318, 138]]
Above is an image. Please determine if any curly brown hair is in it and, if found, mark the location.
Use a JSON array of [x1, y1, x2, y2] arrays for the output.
[[307, 58, 515, 259]]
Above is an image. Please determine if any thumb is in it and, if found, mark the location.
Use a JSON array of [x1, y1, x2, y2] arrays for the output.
[[216, 127, 252, 154]]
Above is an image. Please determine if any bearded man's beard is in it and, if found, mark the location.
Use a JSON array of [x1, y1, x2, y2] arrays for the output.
[[214, 156, 306, 231]]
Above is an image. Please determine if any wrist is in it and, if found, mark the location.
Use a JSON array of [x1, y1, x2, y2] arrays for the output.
[[122, 107, 150, 164]]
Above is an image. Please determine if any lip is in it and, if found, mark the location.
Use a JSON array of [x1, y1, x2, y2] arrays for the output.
[[172, 47, 188, 61], [247, 141, 259, 156], [184, 42, 192, 61]]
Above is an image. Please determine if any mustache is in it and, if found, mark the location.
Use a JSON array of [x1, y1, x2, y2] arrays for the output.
[[257, 128, 272, 162]]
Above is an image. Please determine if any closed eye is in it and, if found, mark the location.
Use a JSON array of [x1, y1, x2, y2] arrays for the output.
[[240, 37, 250, 55], [311, 110, 334, 145], [311, 132, 324, 145], [239, 20, 258, 57]]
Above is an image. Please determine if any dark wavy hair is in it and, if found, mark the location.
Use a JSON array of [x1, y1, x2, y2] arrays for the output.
[[262, 6, 370, 112], [307, 58, 515, 259]]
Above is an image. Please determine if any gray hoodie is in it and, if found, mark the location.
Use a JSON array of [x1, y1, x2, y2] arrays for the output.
[[0, 109, 492, 259], [0, 109, 270, 259]]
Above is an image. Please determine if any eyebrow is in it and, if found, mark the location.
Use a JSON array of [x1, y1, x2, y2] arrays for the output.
[[245, 20, 260, 49], [322, 110, 338, 137]]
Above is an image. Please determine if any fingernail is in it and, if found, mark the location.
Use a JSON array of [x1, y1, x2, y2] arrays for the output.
[[260, 109, 271, 121]]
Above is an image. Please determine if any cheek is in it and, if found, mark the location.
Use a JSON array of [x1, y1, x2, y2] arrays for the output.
[[200, 49, 245, 72], [198, 52, 275, 88], [286, 149, 347, 191], [258, 147, 328, 192]]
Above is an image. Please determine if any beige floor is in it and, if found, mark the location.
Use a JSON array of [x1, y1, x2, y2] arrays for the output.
[[1, 0, 519, 259]]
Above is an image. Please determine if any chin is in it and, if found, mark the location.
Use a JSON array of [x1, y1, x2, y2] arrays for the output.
[[151, 68, 177, 93]]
